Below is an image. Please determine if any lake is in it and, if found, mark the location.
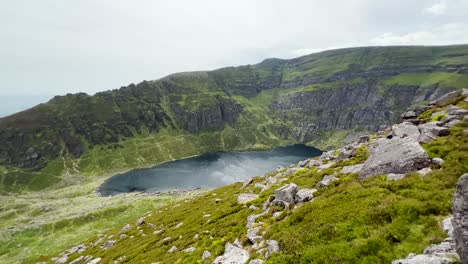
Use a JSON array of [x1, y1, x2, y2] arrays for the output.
[[98, 144, 321, 196]]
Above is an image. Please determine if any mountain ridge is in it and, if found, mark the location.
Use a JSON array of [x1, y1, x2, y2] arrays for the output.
[[1, 45, 468, 192]]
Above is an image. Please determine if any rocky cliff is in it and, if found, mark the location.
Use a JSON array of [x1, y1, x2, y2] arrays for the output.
[[1, 45, 468, 191]]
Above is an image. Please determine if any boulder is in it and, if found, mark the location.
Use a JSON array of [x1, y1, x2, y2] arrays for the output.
[[452, 174, 468, 264], [392, 254, 455, 264], [100, 240, 115, 250], [202, 250, 212, 260], [237, 193, 259, 204], [265, 240, 280, 258], [54, 256, 68, 264], [69, 256, 84, 264], [401, 110, 418, 119], [359, 137, 431, 179], [274, 183, 298, 204], [212, 243, 250, 264], [340, 164, 364, 174], [418, 122, 450, 143], [430, 90, 462, 107], [295, 189, 317, 203], [120, 224, 132, 234], [168, 246, 178, 253], [87, 258, 102, 264], [247, 226, 263, 244], [136, 217, 145, 226], [308, 160, 321, 168], [387, 173, 406, 181], [183, 247, 195, 253], [433, 157, 445, 167], [249, 260, 264, 264], [318, 162, 335, 171], [242, 178, 253, 188], [391, 122, 420, 141], [317, 175, 338, 188]]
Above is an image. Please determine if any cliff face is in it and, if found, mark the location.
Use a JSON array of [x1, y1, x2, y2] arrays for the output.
[[272, 83, 454, 142], [1, 45, 468, 190]]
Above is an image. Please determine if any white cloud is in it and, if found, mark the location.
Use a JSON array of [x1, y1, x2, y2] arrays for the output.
[[370, 23, 468, 46], [424, 2, 448, 15]]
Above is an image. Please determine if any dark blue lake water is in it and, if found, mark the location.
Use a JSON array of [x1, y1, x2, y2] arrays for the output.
[[99, 144, 321, 196]]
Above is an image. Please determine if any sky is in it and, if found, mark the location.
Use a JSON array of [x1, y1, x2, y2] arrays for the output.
[[1, 0, 468, 116]]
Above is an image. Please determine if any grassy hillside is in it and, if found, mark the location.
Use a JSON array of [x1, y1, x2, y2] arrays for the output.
[[30, 96, 468, 264]]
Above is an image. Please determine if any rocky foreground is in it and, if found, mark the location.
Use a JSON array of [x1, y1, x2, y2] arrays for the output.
[[39, 90, 468, 264]]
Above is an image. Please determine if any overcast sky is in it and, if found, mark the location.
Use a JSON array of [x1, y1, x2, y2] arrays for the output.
[[1, 0, 468, 104]]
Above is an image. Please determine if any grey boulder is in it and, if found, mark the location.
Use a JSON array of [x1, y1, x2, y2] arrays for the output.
[[452, 174, 468, 264], [359, 137, 431, 179], [212, 243, 250, 264], [274, 183, 298, 205], [295, 188, 317, 203]]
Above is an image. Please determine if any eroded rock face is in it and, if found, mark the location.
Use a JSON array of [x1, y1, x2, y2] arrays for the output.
[[453, 174, 468, 264], [359, 137, 431, 179]]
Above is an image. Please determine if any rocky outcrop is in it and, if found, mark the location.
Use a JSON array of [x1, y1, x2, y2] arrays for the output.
[[453, 173, 468, 263], [359, 137, 431, 179]]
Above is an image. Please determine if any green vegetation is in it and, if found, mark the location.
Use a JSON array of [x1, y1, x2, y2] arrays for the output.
[[0, 176, 193, 263], [32, 113, 467, 263], [384, 72, 468, 88]]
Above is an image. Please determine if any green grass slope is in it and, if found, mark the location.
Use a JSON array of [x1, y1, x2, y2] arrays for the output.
[[33, 97, 468, 264]]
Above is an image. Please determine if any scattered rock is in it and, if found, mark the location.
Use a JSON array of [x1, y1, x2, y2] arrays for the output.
[[174, 222, 184, 229], [265, 240, 280, 258], [340, 164, 364, 174], [238, 193, 259, 204], [183, 247, 195, 253], [391, 122, 420, 141], [193, 233, 199, 239], [433, 157, 445, 167], [100, 240, 116, 250], [401, 110, 417, 119], [120, 224, 132, 234], [54, 256, 68, 264], [202, 250, 212, 260], [213, 243, 250, 264], [308, 159, 321, 168], [417, 167, 432, 176], [69, 256, 84, 264], [153, 229, 163, 235], [274, 183, 298, 205], [317, 175, 338, 188], [430, 90, 462, 107], [359, 137, 431, 179], [272, 211, 282, 218], [418, 122, 450, 143], [295, 189, 317, 203], [392, 254, 455, 264], [167, 246, 178, 253], [247, 226, 263, 244], [136, 217, 145, 226], [387, 173, 406, 181], [242, 178, 253, 188], [161, 237, 172, 244], [87, 258, 102, 264], [215, 198, 222, 203], [318, 162, 335, 171], [452, 174, 468, 264], [147, 223, 155, 229]]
